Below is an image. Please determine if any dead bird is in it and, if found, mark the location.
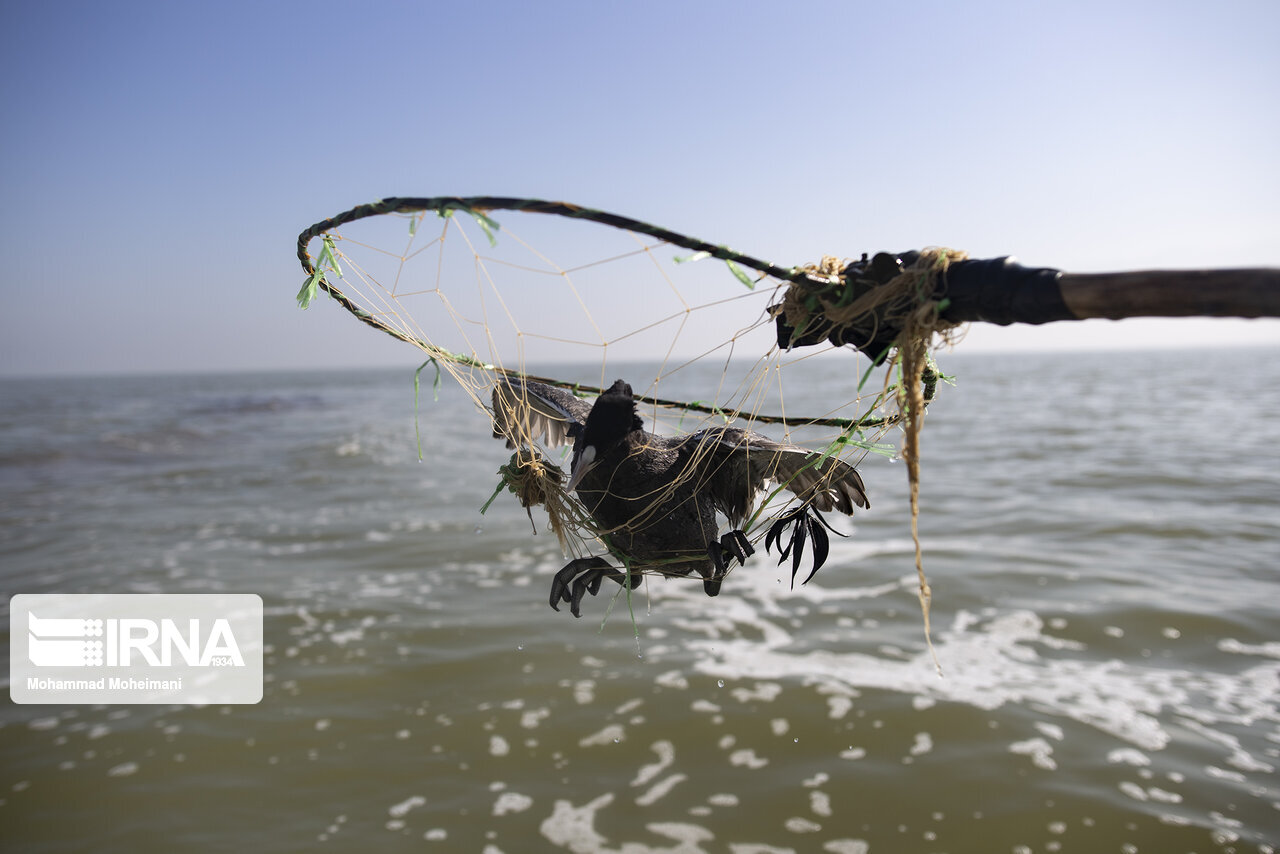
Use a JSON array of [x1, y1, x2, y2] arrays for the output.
[[491, 378, 870, 616]]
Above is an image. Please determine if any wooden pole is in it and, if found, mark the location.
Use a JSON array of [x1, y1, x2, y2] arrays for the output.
[[1057, 268, 1280, 320]]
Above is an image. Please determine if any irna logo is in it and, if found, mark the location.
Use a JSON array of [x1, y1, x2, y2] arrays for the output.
[[27, 612, 246, 668], [11, 593, 263, 704]]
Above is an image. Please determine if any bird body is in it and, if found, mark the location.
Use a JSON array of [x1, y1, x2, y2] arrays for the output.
[[491, 378, 869, 615], [572, 424, 723, 583]]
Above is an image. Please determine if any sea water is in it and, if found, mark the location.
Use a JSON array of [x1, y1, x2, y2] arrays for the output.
[[1, 347, 1277, 852]]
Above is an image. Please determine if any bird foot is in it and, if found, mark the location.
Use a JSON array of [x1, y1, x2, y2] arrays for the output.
[[764, 504, 846, 587], [703, 530, 755, 597], [720, 529, 755, 565], [550, 556, 641, 618]]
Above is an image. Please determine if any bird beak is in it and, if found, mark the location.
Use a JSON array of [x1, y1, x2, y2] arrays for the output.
[[566, 445, 596, 492]]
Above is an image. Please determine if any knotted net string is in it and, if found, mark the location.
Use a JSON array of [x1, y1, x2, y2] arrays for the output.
[[298, 199, 958, 652], [773, 248, 969, 673]]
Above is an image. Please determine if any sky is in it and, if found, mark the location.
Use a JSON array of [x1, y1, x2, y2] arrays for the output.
[[1, 0, 1276, 377]]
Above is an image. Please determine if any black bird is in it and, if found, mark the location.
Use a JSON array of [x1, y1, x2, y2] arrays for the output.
[[491, 378, 870, 616]]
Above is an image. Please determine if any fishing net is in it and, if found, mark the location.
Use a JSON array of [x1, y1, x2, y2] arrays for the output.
[[295, 197, 951, 648]]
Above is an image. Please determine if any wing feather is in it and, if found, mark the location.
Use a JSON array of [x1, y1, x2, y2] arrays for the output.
[[679, 427, 870, 527], [491, 379, 592, 450]]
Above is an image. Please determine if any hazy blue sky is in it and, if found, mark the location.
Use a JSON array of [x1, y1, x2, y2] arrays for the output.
[[2, 0, 1276, 377]]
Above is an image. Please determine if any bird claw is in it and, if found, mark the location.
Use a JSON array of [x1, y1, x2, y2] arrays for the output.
[[703, 544, 726, 597], [550, 556, 641, 618], [703, 530, 754, 597], [764, 504, 846, 587], [720, 529, 755, 566]]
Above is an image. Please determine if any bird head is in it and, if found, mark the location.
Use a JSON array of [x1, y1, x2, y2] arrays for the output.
[[567, 380, 643, 491]]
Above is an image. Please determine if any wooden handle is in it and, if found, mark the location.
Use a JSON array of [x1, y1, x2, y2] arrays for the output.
[[1059, 268, 1280, 320]]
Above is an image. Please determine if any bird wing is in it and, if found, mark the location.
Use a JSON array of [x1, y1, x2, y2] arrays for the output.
[[491, 378, 593, 450], [678, 426, 870, 527]]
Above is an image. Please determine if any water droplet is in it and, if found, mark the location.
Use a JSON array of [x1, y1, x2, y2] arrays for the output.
[[793, 738, 799, 743], [516, 644, 523, 651], [474, 524, 483, 535], [717, 680, 724, 688], [612, 738, 620, 744]]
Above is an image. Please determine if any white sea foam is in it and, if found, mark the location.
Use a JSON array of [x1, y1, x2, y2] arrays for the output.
[[492, 791, 532, 815], [674, 595, 1280, 759], [632, 741, 675, 787], [1010, 737, 1057, 770], [388, 795, 426, 817]]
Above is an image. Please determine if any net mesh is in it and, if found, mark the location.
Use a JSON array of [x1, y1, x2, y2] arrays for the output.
[[299, 204, 903, 576]]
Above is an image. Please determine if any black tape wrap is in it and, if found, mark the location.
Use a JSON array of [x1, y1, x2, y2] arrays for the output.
[[939, 257, 1073, 326]]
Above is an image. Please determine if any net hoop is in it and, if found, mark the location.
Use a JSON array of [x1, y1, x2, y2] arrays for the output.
[[295, 196, 932, 429]]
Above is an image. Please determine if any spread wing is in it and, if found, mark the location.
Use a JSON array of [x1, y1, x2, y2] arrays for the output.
[[679, 427, 870, 528], [491, 378, 593, 450]]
